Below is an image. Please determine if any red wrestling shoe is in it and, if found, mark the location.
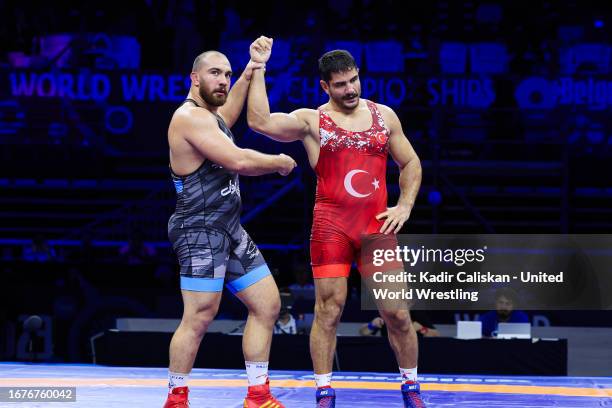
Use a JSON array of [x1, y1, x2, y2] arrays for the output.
[[163, 386, 189, 407], [243, 380, 285, 408]]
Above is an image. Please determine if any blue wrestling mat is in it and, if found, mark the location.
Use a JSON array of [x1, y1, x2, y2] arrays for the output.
[[0, 363, 610, 407]]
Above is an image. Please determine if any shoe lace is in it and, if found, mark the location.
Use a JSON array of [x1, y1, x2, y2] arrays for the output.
[[406, 392, 425, 408], [317, 396, 334, 408]]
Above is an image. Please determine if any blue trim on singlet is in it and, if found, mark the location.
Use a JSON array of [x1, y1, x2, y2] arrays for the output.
[[173, 179, 184, 193], [180, 277, 225, 292], [226, 264, 271, 294]]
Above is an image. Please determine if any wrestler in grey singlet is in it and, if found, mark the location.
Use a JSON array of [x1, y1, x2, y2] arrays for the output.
[[167, 99, 270, 293]]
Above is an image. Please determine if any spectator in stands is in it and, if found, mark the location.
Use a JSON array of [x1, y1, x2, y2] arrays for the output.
[[360, 311, 440, 338], [22, 234, 57, 262], [274, 291, 297, 335], [479, 287, 529, 337]]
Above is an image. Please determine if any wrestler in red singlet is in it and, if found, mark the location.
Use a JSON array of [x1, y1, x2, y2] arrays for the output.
[[310, 100, 391, 278], [247, 43, 426, 408]]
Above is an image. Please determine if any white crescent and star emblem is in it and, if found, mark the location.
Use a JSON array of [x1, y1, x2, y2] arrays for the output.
[[344, 169, 380, 198]]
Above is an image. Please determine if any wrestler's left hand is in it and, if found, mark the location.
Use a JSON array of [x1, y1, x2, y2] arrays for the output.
[[375, 204, 412, 234]]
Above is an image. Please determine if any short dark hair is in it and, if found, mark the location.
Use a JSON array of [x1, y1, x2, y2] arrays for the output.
[[192, 50, 225, 72], [318, 50, 357, 82]]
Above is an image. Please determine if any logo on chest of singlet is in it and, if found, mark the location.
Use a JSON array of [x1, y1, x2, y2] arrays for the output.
[[344, 169, 380, 198], [220, 179, 240, 197]]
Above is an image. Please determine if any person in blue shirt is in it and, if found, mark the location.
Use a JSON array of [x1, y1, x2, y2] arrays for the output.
[[480, 288, 529, 337]]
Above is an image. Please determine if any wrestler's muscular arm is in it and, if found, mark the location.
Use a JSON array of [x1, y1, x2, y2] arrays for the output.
[[217, 37, 267, 128], [375, 105, 422, 234], [179, 108, 296, 176], [246, 36, 312, 142], [247, 71, 313, 141]]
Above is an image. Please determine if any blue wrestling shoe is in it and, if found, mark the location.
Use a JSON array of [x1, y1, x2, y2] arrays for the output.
[[401, 382, 426, 407], [315, 387, 336, 408]]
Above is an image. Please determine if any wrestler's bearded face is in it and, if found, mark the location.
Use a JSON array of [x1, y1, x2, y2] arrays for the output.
[[199, 74, 228, 106], [322, 68, 361, 110], [193, 54, 232, 106]]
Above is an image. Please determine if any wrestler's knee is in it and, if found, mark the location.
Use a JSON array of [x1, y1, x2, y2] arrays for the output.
[[314, 296, 344, 329], [251, 291, 281, 323], [182, 303, 220, 336], [380, 309, 411, 331]]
